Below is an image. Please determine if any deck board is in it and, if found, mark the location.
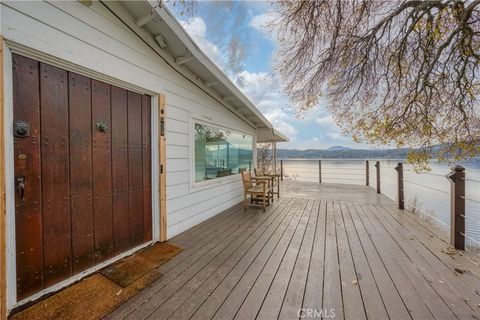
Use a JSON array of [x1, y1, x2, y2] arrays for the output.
[[190, 198, 301, 320], [213, 199, 307, 320], [302, 201, 327, 317], [107, 183, 480, 320], [365, 204, 459, 320], [322, 201, 344, 319], [339, 202, 389, 320], [334, 202, 366, 320], [255, 199, 314, 320], [125, 199, 291, 319], [168, 199, 298, 320], [277, 200, 319, 320], [148, 198, 293, 319]]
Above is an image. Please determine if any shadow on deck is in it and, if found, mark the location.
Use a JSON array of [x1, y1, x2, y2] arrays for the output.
[[107, 182, 480, 320]]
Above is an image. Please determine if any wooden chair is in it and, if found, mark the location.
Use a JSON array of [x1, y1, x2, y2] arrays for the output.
[[241, 171, 270, 212], [254, 168, 280, 199]]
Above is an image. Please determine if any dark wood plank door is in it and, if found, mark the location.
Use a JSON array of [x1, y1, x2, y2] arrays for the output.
[[12, 54, 153, 301]]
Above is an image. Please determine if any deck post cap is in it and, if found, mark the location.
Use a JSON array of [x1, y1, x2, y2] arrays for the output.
[[452, 165, 465, 172]]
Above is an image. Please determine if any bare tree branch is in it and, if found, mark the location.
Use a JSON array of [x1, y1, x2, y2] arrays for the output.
[[272, 0, 480, 163]]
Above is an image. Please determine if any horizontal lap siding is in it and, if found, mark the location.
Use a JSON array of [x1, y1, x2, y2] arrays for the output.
[[1, 0, 255, 241], [163, 90, 253, 237], [166, 146, 188, 159], [167, 171, 189, 186]]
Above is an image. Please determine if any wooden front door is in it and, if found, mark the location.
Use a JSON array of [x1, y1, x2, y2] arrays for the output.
[[12, 54, 152, 300]]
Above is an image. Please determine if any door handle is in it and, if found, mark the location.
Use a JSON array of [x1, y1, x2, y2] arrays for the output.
[[16, 176, 25, 201]]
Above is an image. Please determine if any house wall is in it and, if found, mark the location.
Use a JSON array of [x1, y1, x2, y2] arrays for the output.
[[0, 0, 254, 310], [1, 0, 254, 237]]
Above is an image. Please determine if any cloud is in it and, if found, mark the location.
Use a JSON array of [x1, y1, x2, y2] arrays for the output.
[[177, 14, 367, 150], [178, 17, 295, 140], [249, 13, 277, 40], [235, 71, 286, 110], [263, 108, 298, 137], [180, 16, 206, 38], [315, 116, 332, 127], [291, 137, 325, 150], [249, 13, 269, 30], [233, 70, 296, 138], [180, 17, 223, 69]]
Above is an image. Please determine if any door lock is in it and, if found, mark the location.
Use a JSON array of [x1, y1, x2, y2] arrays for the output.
[[16, 176, 26, 201]]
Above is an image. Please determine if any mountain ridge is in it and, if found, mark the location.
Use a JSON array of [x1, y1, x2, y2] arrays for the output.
[[276, 147, 415, 159]]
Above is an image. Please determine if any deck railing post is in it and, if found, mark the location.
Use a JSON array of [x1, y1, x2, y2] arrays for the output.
[[395, 162, 404, 210], [280, 160, 283, 181], [319, 160, 322, 183], [366, 160, 369, 186], [447, 165, 465, 250], [375, 161, 381, 194]]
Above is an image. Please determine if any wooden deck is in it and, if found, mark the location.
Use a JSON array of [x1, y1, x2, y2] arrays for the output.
[[107, 183, 480, 320]]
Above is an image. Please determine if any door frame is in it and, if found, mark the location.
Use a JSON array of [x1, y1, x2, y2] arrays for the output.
[[2, 41, 165, 311]]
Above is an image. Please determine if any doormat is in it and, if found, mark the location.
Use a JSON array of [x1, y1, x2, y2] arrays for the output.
[[11, 242, 182, 320], [101, 243, 182, 288]]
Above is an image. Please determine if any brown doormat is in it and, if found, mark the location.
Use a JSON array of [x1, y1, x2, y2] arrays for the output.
[[101, 243, 182, 288], [11, 242, 182, 320]]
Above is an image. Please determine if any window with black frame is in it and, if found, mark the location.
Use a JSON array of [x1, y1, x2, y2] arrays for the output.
[[194, 123, 253, 182]]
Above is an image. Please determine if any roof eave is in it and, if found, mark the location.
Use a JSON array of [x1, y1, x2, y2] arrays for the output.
[[147, 0, 273, 130]]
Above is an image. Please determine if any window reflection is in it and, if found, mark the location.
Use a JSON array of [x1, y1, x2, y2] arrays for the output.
[[195, 123, 253, 182]]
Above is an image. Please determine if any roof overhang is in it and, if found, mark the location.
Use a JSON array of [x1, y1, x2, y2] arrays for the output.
[[256, 128, 289, 143], [104, 0, 286, 137]]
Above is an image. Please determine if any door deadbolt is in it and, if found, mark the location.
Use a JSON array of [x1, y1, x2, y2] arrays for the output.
[[14, 120, 30, 138]]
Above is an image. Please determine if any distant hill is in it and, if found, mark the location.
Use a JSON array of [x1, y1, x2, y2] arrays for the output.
[[277, 147, 413, 159], [327, 146, 353, 151]]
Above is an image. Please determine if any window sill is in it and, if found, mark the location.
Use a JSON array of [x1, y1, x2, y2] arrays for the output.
[[190, 173, 241, 192]]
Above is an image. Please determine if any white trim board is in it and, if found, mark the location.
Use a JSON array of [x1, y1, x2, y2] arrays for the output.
[[151, 94, 161, 242], [3, 40, 17, 314]]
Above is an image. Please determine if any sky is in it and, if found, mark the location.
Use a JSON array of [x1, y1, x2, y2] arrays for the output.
[[167, 1, 375, 150]]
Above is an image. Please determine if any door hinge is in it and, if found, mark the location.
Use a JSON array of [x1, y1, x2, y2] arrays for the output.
[[160, 164, 164, 174]]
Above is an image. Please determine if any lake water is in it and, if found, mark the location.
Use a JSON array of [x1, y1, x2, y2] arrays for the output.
[[280, 158, 480, 250]]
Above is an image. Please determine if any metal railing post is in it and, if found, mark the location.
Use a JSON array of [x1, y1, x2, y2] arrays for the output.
[[375, 161, 381, 194], [366, 160, 369, 186], [447, 165, 465, 250], [280, 160, 283, 181], [319, 160, 322, 183], [395, 162, 404, 210]]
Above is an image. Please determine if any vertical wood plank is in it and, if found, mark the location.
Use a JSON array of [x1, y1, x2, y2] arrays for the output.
[[159, 94, 167, 242], [92, 79, 113, 262], [69, 73, 94, 274], [141, 95, 152, 242], [40, 62, 71, 287], [322, 201, 343, 318], [0, 35, 5, 319], [111, 86, 130, 253], [12, 55, 44, 300], [127, 91, 144, 246]]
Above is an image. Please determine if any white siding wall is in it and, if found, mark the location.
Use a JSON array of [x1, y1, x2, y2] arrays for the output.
[[1, 1, 255, 238]]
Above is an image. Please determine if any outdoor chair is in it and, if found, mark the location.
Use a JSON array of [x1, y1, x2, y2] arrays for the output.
[[241, 171, 270, 212]]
